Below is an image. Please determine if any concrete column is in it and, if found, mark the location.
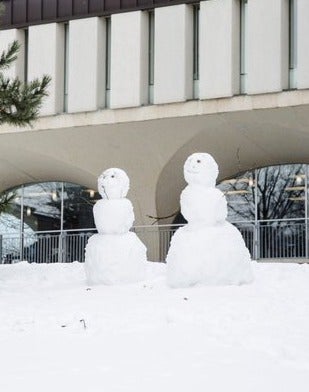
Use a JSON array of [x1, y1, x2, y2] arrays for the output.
[[199, 0, 240, 99], [110, 11, 148, 109], [0, 29, 25, 80], [67, 17, 105, 113], [153, 4, 193, 104], [297, 0, 309, 89], [247, 0, 289, 94], [28, 23, 64, 116]]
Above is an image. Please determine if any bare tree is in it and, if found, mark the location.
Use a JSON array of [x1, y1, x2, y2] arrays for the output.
[[220, 164, 305, 222]]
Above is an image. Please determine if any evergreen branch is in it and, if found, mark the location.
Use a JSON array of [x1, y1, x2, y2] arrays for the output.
[[0, 35, 51, 126], [0, 40, 20, 70], [0, 191, 16, 214], [0, 74, 51, 126]]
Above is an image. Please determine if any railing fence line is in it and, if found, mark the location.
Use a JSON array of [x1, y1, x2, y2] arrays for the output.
[[1, 219, 308, 264]]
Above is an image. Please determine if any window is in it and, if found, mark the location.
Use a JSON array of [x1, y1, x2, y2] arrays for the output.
[[193, 3, 200, 99], [148, 11, 155, 104], [289, 0, 297, 89], [240, 0, 248, 94], [217, 164, 307, 259], [0, 182, 98, 263], [0, 182, 98, 235], [24, 28, 28, 83], [63, 23, 69, 112], [105, 17, 111, 108]]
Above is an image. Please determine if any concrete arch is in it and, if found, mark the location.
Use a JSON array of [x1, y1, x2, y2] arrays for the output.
[[2, 101, 309, 226], [156, 105, 309, 223], [0, 117, 201, 225], [0, 145, 96, 193]]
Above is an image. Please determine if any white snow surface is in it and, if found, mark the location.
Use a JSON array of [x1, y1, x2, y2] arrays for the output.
[[93, 198, 134, 234], [85, 232, 147, 285], [0, 261, 309, 392]]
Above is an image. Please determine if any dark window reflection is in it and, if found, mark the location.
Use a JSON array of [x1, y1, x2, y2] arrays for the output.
[[217, 164, 306, 260], [0, 188, 22, 234], [218, 171, 256, 222], [0, 181, 98, 235], [23, 182, 62, 232], [63, 183, 98, 230], [257, 164, 305, 220], [217, 164, 306, 222]]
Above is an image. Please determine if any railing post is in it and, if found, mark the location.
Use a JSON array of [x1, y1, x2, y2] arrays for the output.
[[58, 231, 67, 263], [20, 232, 24, 262], [305, 165, 308, 259], [0, 234, 2, 264], [305, 220, 309, 259], [254, 221, 260, 261]]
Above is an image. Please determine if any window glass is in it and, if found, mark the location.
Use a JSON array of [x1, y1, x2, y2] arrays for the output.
[[0, 188, 25, 263], [218, 164, 306, 222], [0, 187, 23, 234], [257, 164, 305, 221], [63, 183, 98, 230], [218, 170, 255, 222], [23, 182, 62, 232]]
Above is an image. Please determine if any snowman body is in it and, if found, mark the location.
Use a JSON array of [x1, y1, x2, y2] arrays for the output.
[[84, 168, 147, 285], [181, 185, 227, 228], [93, 198, 134, 235], [167, 153, 253, 288]]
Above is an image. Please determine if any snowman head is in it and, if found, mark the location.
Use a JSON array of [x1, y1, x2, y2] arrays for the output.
[[184, 153, 219, 187], [98, 168, 130, 199]]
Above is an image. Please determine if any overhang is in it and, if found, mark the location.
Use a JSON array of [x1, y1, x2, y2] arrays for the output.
[[1, 90, 309, 224]]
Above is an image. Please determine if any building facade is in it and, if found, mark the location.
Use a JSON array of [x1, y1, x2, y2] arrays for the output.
[[1, 0, 309, 261]]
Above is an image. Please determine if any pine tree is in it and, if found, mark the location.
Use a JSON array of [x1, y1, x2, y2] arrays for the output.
[[0, 40, 51, 126]]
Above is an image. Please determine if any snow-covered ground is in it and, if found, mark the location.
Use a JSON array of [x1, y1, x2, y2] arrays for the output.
[[0, 261, 309, 392]]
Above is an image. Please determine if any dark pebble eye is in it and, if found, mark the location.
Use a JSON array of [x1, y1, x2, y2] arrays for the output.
[[111, 175, 115, 178], [197, 160, 201, 163]]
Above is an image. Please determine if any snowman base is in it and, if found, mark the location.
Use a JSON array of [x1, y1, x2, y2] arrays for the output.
[[167, 222, 254, 288], [85, 232, 147, 285]]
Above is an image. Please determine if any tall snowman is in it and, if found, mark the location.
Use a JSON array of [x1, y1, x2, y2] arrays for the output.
[[85, 168, 147, 285], [166, 153, 253, 288]]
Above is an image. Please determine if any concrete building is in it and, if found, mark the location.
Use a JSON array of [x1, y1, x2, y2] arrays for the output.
[[1, 0, 309, 262]]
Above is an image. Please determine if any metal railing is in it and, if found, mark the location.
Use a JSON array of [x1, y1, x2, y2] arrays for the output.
[[234, 218, 307, 260], [0, 230, 95, 264], [0, 219, 308, 264]]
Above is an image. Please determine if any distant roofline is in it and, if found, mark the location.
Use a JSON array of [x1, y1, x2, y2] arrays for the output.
[[0, 0, 197, 30]]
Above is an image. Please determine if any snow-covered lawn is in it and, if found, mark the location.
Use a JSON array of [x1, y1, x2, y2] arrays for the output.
[[0, 261, 309, 392]]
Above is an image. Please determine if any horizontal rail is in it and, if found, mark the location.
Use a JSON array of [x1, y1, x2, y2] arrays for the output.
[[1, 219, 308, 264]]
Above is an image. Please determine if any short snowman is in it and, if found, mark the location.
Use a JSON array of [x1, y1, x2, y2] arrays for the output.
[[166, 153, 253, 288], [84, 168, 147, 285]]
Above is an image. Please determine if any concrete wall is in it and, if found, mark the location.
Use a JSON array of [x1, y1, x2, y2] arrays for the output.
[[67, 17, 105, 113], [199, 0, 240, 99], [153, 4, 193, 104], [297, 0, 309, 89], [247, 0, 289, 94], [0, 28, 25, 80], [110, 11, 148, 109], [28, 23, 64, 116]]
